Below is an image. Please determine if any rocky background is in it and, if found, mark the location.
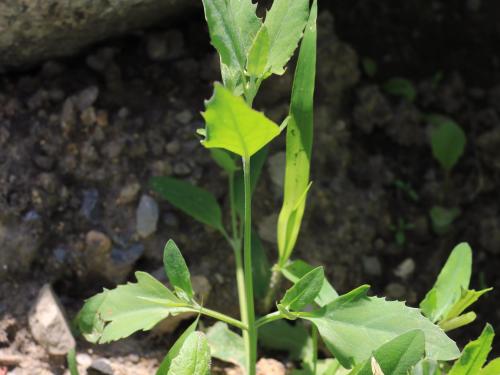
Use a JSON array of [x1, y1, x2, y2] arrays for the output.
[[1, 0, 500, 374]]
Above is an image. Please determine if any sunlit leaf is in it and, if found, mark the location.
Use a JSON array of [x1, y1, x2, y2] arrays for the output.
[[167, 331, 211, 375], [480, 358, 500, 375], [163, 240, 194, 300]]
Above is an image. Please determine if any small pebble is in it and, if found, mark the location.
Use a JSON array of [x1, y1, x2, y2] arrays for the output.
[[136, 195, 159, 238], [394, 258, 416, 279], [75, 86, 99, 111]]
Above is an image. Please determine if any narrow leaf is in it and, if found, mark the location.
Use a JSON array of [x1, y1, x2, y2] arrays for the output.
[[439, 311, 477, 332], [443, 288, 492, 321], [167, 331, 211, 375], [264, 0, 310, 74], [67, 348, 79, 375], [280, 266, 324, 311], [163, 240, 194, 300], [210, 149, 239, 173], [206, 322, 246, 370], [349, 330, 425, 375], [246, 25, 270, 77], [157, 318, 199, 375], [277, 0, 317, 264], [151, 176, 224, 232], [282, 259, 338, 306], [480, 358, 500, 375], [420, 243, 472, 322], [448, 324, 494, 375], [200, 83, 281, 158], [305, 286, 459, 368]]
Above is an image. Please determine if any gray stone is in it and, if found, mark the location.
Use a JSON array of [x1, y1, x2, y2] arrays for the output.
[[394, 258, 416, 280], [117, 181, 141, 205], [28, 284, 75, 355], [166, 140, 181, 155], [175, 110, 193, 124], [268, 152, 286, 190], [75, 86, 99, 112], [362, 256, 382, 277], [136, 195, 160, 238], [147, 30, 184, 62], [88, 358, 114, 375], [0, 1, 198, 70], [384, 283, 407, 300]]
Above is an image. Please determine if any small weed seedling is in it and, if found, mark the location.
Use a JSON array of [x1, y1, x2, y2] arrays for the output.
[[75, 1, 494, 374]]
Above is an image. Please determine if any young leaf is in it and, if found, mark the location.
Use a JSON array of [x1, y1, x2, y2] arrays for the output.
[[349, 330, 425, 375], [480, 358, 500, 375], [67, 348, 79, 375], [280, 266, 324, 311], [448, 324, 494, 375], [277, 0, 317, 265], [383, 77, 417, 102], [79, 272, 189, 344], [157, 318, 199, 375], [200, 83, 281, 158], [252, 231, 271, 300], [210, 149, 239, 173], [206, 322, 246, 370], [150, 176, 224, 232], [258, 320, 309, 360], [443, 288, 492, 321], [246, 25, 270, 77], [428, 114, 466, 172], [163, 240, 194, 300], [429, 206, 461, 235], [304, 286, 459, 369], [76, 291, 108, 343], [420, 243, 472, 322], [282, 259, 338, 306], [201, 0, 261, 87], [264, 0, 310, 75], [167, 331, 211, 375]]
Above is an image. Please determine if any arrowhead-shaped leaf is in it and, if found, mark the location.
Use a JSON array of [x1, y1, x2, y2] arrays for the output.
[[206, 322, 246, 370], [167, 331, 211, 375], [420, 243, 472, 322], [280, 266, 324, 311], [264, 0, 310, 74], [163, 240, 194, 300], [277, 0, 317, 264], [448, 324, 494, 375], [304, 286, 459, 368], [157, 318, 199, 375], [348, 330, 425, 375], [150, 176, 224, 232], [200, 83, 282, 158], [78, 272, 189, 344]]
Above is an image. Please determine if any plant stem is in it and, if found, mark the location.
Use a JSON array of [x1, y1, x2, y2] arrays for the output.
[[228, 172, 238, 240], [191, 307, 247, 331], [242, 156, 257, 375], [261, 265, 283, 313], [255, 311, 283, 328], [311, 325, 318, 374]]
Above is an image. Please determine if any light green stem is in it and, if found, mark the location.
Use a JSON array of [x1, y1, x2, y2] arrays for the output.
[[312, 325, 318, 374], [255, 311, 283, 328], [243, 156, 257, 375], [189, 306, 247, 331]]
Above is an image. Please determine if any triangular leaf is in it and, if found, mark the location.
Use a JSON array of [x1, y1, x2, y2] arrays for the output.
[[167, 331, 211, 375], [264, 0, 310, 74], [448, 324, 494, 375], [150, 176, 224, 232], [280, 266, 324, 311], [157, 318, 199, 375], [206, 322, 246, 370], [201, 83, 281, 158], [420, 243, 472, 322], [163, 240, 194, 300], [304, 286, 459, 368]]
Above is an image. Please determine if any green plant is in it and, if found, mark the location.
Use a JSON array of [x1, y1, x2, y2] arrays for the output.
[[390, 217, 415, 247], [383, 77, 417, 102], [75, 1, 493, 374]]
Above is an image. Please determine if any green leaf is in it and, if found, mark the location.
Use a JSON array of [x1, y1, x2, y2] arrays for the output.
[[348, 330, 425, 375], [201, 0, 261, 88], [383, 77, 417, 102], [362, 57, 377, 78], [252, 231, 271, 300], [412, 359, 442, 375], [79, 272, 189, 344], [167, 331, 211, 375], [304, 286, 459, 369], [264, 0, 310, 75], [429, 206, 461, 235], [420, 243, 472, 322], [246, 25, 270, 77], [282, 259, 338, 306], [76, 291, 108, 343], [444, 288, 492, 321], [206, 322, 246, 370], [150, 176, 224, 232], [157, 318, 199, 375], [163, 240, 194, 300], [67, 348, 79, 375], [428, 114, 466, 172], [439, 311, 477, 332], [210, 149, 239, 173], [200, 83, 281, 158], [277, 0, 317, 265], [480, 358, 500, 375], [280, 266, 324, 311], [448, 324, 494, 375], [258, 320, 309, 360]]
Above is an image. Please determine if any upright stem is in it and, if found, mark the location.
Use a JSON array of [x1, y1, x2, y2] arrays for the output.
[[242, 156, 257, 375]]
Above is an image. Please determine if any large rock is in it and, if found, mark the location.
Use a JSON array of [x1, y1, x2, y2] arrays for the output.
[[0, 0, 198, 70]]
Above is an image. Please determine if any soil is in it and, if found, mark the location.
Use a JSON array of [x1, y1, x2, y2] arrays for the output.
[[1, 1, 500, 374]]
